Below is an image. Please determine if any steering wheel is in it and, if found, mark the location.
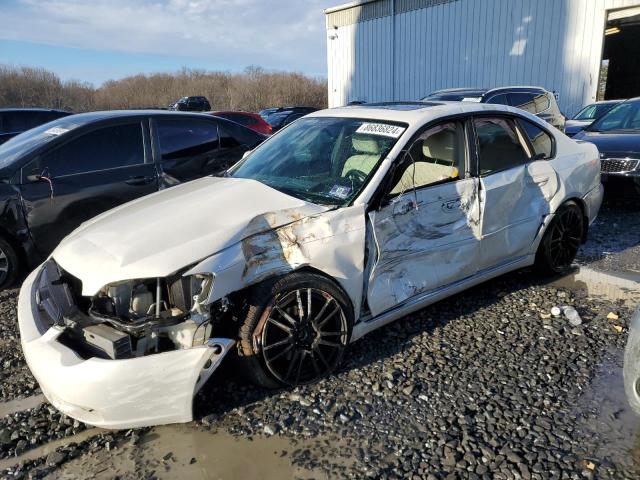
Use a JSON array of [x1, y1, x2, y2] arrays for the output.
[[344, 169, 368, 187]]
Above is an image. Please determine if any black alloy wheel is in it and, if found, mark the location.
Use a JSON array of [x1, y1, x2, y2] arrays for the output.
[[261, 288, 348, 386], [536, 201, 584, 274], [237, 272, 352, 388]]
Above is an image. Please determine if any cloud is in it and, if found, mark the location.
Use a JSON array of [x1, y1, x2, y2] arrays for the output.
[[0, 0, 337, 74]]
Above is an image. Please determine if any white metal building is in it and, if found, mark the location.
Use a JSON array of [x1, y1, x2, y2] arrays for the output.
[[325, 0, 640, 115]]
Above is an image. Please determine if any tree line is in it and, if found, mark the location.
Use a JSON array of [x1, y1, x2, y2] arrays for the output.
[[0, 64, 328, 113]]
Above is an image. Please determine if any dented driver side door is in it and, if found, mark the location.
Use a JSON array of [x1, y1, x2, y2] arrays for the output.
[[366, 120, 481, 317]]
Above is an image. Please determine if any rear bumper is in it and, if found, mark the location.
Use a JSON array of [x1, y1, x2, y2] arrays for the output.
[[18, 267, 234, 429]]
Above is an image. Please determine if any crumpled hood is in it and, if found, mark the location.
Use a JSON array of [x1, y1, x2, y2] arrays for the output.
[[53, 176, 328, 295]]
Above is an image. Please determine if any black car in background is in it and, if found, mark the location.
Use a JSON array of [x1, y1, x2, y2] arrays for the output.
[[0, 108, 71, 145], [422, 86, 566, 131], [0, 110, 265, 287], [574, 98, 640, 198], [170, 96, 211, 112], [260, 107, 318, 132], [565, 100, 623, 137]]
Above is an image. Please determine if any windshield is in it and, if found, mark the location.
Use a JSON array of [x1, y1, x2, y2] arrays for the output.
[[588, 100, 640, 132], [574, 103, 618, 121], [229, 117, 406, 206], [0, 116, 82, 170]]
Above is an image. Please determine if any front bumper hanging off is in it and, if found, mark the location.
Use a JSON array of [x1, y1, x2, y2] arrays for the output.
[[18, 267, 234, 429]]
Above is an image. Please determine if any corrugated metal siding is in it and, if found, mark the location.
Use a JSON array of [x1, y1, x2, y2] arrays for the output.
[[326, 0, 640, 115], [326, 0, 392, 28]]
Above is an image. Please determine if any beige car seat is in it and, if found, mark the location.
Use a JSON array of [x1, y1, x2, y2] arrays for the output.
[[390, 130, 459, 195], [341, 135, 381, 177]]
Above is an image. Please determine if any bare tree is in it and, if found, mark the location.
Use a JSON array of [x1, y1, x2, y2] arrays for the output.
[[0, 64, 328, 113]]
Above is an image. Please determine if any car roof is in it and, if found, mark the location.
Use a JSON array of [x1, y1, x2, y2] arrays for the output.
[[308, 101, 532, 126], [592, 99, 625, 105], [60, 110, 221, 123], [430, 86, 549, 97], [0, 108, 70, 113], [211, 111, 259, 116]]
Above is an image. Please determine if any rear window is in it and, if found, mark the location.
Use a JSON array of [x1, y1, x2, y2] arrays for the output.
[[156, 118, 219, 160], [517, 119, 553, 159]]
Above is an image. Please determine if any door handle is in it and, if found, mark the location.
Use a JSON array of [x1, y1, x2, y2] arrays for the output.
[[125, 175, 155, 186], [527, 177, 549, 187], [393, 199, 418, 215]]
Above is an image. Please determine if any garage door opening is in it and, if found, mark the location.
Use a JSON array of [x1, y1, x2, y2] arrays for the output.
[[599, 7, 640, 101]]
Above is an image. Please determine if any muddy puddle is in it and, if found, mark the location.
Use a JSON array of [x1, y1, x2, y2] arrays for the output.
[[47, 425, 321, 480], [574, 349, 640, 475], [550, 266, 640, 305]]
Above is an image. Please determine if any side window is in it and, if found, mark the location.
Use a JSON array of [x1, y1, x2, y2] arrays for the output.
[[219, 120, 260, 147], [474, 117, 529, 176], [389, 122, 464, 195], [26, 123, 144, 178], [218, 122, 242, 149], [156, 118, 219, 161], [487, 93, 509, 105], [517, 119, 553, 159], [508, 93, 536, 114]]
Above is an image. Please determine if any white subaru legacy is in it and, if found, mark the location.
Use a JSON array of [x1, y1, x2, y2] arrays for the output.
[[18, 102, 603, 428]]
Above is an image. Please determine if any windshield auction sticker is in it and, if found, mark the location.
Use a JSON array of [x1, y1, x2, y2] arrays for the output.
[[356, 123, 405, 138]]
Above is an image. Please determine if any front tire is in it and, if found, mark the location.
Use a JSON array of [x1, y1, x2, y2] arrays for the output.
[[0, 236, 19, 289], [237, 272, 352, 389], [535, 201, 584, 274]]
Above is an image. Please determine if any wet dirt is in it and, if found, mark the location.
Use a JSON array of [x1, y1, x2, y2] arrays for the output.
[[572, 349, 640, 477], [47, 425, 322, 480]]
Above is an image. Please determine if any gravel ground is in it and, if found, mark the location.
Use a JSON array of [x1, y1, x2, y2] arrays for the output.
[[0, 289, 40, 402], [192, 272, 636, 479], [0, 403, 86, 459], [0, 267, 638, 477], [577, 199, 640, 276]]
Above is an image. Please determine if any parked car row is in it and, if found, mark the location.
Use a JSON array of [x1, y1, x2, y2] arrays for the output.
[[2, 85, 635, 431]]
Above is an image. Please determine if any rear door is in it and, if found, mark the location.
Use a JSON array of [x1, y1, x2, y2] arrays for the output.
[[19, 120, 157, 255], [473, 116, 558, 271]]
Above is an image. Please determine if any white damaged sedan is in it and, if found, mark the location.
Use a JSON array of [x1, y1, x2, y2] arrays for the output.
[[18, 102, 603, 428]]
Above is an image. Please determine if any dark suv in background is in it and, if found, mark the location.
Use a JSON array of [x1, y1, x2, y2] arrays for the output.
[[169, 96, 211, 112], [0, 108, 71, 145], [0, 110, 265, 287], [422, 86, 566, 131]]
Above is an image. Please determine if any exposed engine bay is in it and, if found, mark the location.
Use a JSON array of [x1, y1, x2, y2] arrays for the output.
[[36, 259, 228, 360]]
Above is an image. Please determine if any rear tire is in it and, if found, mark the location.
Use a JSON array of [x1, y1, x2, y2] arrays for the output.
[[0, 237, 19, 289], [535, 201, 584, 275], [237, 272, 353, 389]]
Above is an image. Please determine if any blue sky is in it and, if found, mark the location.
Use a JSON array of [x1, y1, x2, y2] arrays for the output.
[[0, 0, 338, 86]]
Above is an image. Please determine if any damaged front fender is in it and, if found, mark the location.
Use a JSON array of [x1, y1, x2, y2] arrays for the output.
[[187, 205, 367, 320]]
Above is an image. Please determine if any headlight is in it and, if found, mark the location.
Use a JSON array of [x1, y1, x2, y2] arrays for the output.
[[189, 274, 214, 312]]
